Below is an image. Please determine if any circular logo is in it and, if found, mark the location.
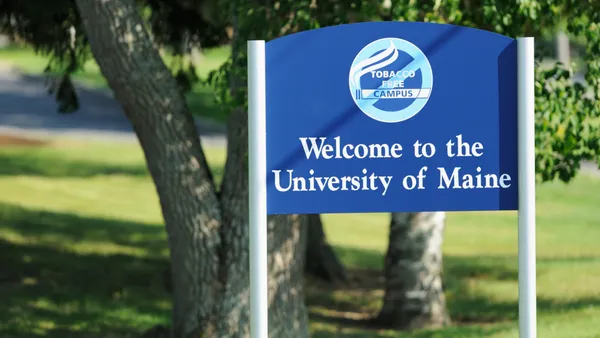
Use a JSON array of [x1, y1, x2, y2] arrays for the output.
[[349, 38, 433, 123]]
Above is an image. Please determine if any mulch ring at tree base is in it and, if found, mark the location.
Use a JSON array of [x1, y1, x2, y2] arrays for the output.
[[0, 134, 47, 147]]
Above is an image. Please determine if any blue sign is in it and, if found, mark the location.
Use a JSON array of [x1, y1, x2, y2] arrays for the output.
[[265, 22, 518, 215]]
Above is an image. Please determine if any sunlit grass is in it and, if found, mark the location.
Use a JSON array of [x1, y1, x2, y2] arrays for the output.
[[0, 139, 599, 337]]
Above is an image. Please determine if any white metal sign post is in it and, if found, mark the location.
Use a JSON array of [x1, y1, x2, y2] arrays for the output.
[[248, 39, 268, 338], [517, 37, 537, 338]]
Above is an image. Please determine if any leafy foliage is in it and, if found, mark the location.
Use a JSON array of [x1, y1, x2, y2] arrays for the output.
[[143, 0, 229, 93], [0, 0, 87, 113], [206, 0, 373, 112], [0, 0, 227, 113], [207, 0, 600, 184]]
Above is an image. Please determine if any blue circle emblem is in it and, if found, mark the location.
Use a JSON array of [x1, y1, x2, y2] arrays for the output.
[[349, 38, 433, 123]]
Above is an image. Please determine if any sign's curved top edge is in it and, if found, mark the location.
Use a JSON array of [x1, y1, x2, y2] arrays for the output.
[[264, 21, 515, 45]]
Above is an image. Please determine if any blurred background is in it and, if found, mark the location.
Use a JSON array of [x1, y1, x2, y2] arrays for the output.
[[0, 1, 599, 337]]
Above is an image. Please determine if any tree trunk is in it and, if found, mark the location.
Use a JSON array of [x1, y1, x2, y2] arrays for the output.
[[305, 214, 347, 282], [376, 212, 450, 330], [74, 1, 309, 337], [215, 108, 309, 337]]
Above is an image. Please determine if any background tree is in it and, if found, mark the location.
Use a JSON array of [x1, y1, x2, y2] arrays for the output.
[[76, 0, 311, 336], [375, 1, 600, 330], [305, 214, 348, 282], [206, 0, 380, 287], [1, 0, 311, 336], [2, 0, 599, 336], [209, 0, 600, 331]]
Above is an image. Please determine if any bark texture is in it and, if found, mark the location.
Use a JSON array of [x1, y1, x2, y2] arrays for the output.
[[216, 109, 309, 337], [305, 214, 347, 282], [376, 212, 450, 330], [74, 1, 309, 337]]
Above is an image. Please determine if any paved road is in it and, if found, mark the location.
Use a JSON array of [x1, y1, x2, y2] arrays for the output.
[[0, 64, 227, 147]]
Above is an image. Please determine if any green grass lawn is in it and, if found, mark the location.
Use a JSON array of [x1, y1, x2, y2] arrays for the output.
[[0, 138, 599, 337], [0, 45, 231, 124]]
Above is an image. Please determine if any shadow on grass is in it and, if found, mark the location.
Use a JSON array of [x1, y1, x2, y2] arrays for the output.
[[2, 198, 599, 337], [0, 151, 149, 178], [0, 202, 170, 337], [308, 244, 600, 335], [331, 245, 520, 282], [310, 322, 512, 338], [0, 202, 166, 259]]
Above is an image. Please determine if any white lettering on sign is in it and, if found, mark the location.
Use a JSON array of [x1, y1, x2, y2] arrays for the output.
[[370, 70, 416, 78], [299, 136, 403, 160], [437, 167, 512, 189], [273, 168, 393, 196], [269, 134, 513, 195]]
